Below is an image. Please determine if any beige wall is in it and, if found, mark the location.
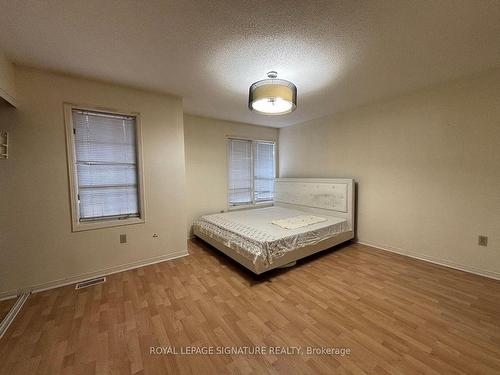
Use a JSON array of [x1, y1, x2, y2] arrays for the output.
[[0, 67, 187, 296], [0, 52, 16, 106], [184, 114, 278, 236], [279, 68, 500, 278]]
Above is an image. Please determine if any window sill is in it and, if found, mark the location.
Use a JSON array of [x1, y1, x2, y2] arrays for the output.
[[71, 217, 145, 232], [228, 201, 274, 211]]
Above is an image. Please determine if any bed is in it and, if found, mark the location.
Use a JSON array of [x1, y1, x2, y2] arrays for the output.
[[193, 178, 355, 274]]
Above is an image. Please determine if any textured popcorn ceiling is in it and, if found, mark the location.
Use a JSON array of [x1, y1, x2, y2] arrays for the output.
[[1, 0, 499, 127]]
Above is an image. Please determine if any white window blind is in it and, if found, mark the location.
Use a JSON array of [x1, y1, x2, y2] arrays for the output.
[[228, 139, 253, 205], [228, 138, 275, 206], [254, 141, 276, 202], [72, 109, 140, 221]]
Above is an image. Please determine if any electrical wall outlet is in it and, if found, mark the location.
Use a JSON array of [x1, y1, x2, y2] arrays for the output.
[[120, 234, 127, 244], [478, 235, 488, 247], [152, 233, 159, 238]]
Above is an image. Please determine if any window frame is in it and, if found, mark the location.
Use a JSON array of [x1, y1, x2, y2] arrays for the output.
[[226, 137, 277, 211], [64, 103, 146, 232]]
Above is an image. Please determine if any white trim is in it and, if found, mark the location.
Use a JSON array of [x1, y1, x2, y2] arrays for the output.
[[0, 292, 29, 339], [0, 295, 17, 302], [0, 250, 189, 300], [63, 103, 147, 232], [0, 86, 17, 107], [225, 135, 277, 143], [69, 217, 145, 232], [356, 239, 500, 281]]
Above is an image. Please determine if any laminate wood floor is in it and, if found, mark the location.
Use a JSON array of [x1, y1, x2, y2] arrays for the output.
[[0, 297, 17, 322], [1, 240, 499, 375]]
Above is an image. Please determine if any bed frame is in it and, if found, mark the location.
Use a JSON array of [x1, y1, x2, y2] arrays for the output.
[[193, 178, 355, 274]]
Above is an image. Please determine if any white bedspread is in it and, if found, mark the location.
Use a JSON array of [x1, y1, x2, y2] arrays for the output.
[[193, 206, 349, 268], [272, 215, 327, 229]]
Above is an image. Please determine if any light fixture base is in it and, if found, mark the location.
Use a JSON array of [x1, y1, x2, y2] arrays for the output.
[[267, 71, 278, 79]]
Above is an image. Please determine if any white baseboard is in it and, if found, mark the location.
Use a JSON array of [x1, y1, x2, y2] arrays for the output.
[[356, 239, 500, 281], [0, 250, 189, 300], [0, 295, 18, 302]]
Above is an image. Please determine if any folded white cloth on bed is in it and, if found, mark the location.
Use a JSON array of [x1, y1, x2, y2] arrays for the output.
[[271, 215, 327, 229]]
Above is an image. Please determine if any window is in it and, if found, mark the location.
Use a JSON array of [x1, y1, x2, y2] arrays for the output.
[[64, 104, 145, 231], [228, 138, 276, 207]]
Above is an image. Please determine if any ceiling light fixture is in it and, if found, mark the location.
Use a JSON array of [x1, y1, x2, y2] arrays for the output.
[[248, 71, 297, 115]]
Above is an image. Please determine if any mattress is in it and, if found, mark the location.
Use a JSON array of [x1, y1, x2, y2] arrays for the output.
[[193, 206, 349, 269]]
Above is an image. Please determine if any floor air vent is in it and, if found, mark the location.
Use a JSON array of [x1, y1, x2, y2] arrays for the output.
[[75, 276, 106, 290]]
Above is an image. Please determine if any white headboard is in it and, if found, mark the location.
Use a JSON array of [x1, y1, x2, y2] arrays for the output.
[[274, 178, 355, 228]]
